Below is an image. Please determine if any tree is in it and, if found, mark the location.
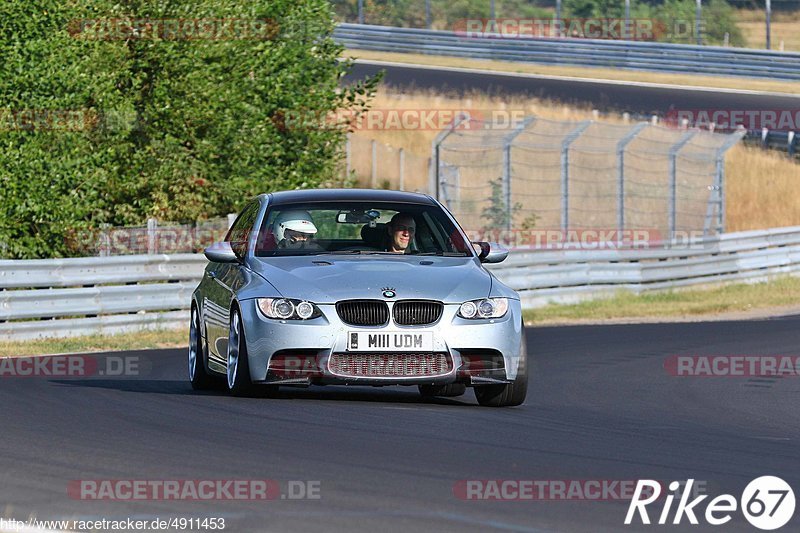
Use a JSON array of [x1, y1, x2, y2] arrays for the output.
[[0, 0, 379, 258]]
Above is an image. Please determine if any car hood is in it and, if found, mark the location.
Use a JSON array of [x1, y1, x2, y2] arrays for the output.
[[247, 255, 492, 304]]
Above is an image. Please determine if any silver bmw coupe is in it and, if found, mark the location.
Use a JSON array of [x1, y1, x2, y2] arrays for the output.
[[189, 189, 527, 407]]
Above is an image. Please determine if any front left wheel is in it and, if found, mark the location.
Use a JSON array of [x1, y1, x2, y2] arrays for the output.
[[189, 306, 215, 390]]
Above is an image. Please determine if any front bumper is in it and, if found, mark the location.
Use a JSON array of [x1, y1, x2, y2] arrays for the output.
[[238, 299, 524, 386]]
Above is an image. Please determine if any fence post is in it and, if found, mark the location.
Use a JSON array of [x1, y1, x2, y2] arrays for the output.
[[147, 218, 157, 254], [788, 131, 796, 157], [560, 121, 592, 232], [430, 113, 470, 201], [399, 148, 405, 191], [668, 131, 697, 240], [345, 133, 351, 181], [371, 140, 377, 188], [616, 122, 648, 234], [99, 223, 111, 257], [713, 130, 747, 234], [425, 0, 431, 29], [502, 117, 535, 231]]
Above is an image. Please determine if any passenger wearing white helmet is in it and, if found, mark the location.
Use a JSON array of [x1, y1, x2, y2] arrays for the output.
[[272, 210, 320, 250]]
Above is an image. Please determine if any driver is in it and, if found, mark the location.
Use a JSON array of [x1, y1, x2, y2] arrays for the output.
[[273, 210, 320, 250], [385, 213, 416, 254]]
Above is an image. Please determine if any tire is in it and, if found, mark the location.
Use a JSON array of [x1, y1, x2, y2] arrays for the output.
[[474, 325, 528, 407], [419, 383, 467, 398], [189, 306, 215, 390], [227, 308, 260, 397]]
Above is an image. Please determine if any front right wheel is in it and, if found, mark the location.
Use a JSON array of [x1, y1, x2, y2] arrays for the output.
[[227, 309, 259, 397], [474, 326, 528, 407]]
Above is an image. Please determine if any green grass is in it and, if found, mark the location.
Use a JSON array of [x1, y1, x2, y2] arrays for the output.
[[525, 276, 800, 324], [0, 328, 187, 357]]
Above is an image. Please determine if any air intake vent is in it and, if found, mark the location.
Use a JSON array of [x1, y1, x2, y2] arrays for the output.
[[393, 300, 443, 326], [336, 300, 389, 326], [329, 352, 452, 377]]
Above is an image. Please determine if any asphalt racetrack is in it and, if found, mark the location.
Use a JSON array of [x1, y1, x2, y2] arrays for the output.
[[2, 317, 799, 532], [345, 61, 800, 117]]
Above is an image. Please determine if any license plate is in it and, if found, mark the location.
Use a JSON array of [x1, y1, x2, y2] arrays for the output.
[[347, 331, 433, 352]]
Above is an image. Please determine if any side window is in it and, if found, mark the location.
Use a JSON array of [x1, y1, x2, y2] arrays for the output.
[[226, 201, 260, 257]]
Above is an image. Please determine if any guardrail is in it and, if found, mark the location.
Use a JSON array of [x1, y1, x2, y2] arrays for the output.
[[0, 254, 206, 341], [2, 225, 800, 341], [334, 24, 800, 81], [487, 225, 800, 308]]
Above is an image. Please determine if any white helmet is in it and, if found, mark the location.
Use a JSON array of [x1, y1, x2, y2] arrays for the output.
[[273, 210, 318, 242]]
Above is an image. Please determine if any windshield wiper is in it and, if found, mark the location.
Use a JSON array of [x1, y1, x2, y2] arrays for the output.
[[309, 250, 363, 255]]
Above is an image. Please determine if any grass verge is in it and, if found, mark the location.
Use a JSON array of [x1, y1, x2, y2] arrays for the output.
[[346, 49, 800, 96], [0, 328, 187, 357], [525, 276, 800, 325]]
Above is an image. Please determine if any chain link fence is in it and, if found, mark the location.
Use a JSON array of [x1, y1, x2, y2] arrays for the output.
[[434, 114, 745, 241], [344, 135, 431, 192]]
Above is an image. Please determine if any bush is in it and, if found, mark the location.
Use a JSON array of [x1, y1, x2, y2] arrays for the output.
[[0, 0, 379, 258]]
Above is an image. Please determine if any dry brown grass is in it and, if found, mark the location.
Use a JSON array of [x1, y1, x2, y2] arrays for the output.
[[726, 143, 800, 231], [738, 17, 800, 52], [350, 87, 800, 232]]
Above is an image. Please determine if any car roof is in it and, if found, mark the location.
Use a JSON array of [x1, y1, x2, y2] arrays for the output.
[[262, 188, 436, 206]]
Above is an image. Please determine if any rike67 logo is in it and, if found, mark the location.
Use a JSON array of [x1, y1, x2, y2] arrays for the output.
[[625, 477, 795, 530]]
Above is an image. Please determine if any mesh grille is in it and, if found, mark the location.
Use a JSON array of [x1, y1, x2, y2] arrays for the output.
[[336, 300, 389, 326], [393, 300, 443, 325], [329, 353, 452, 378]]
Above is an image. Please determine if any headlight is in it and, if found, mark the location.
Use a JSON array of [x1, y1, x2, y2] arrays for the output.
[[458, 298, 508, 319], [257, 298, 322, 320]]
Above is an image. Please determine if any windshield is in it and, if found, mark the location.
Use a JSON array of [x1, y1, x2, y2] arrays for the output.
[[255, 201, 473, 257]]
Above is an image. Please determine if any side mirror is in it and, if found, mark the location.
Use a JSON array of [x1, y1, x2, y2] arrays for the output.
[[472, 241, 509, 264], [204, 241, 239, 263]]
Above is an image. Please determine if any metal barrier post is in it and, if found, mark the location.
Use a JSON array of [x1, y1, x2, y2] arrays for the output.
[[560, 121, 592, 232], [668, 131, 697, 239], [616, 122, 648, 233]]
